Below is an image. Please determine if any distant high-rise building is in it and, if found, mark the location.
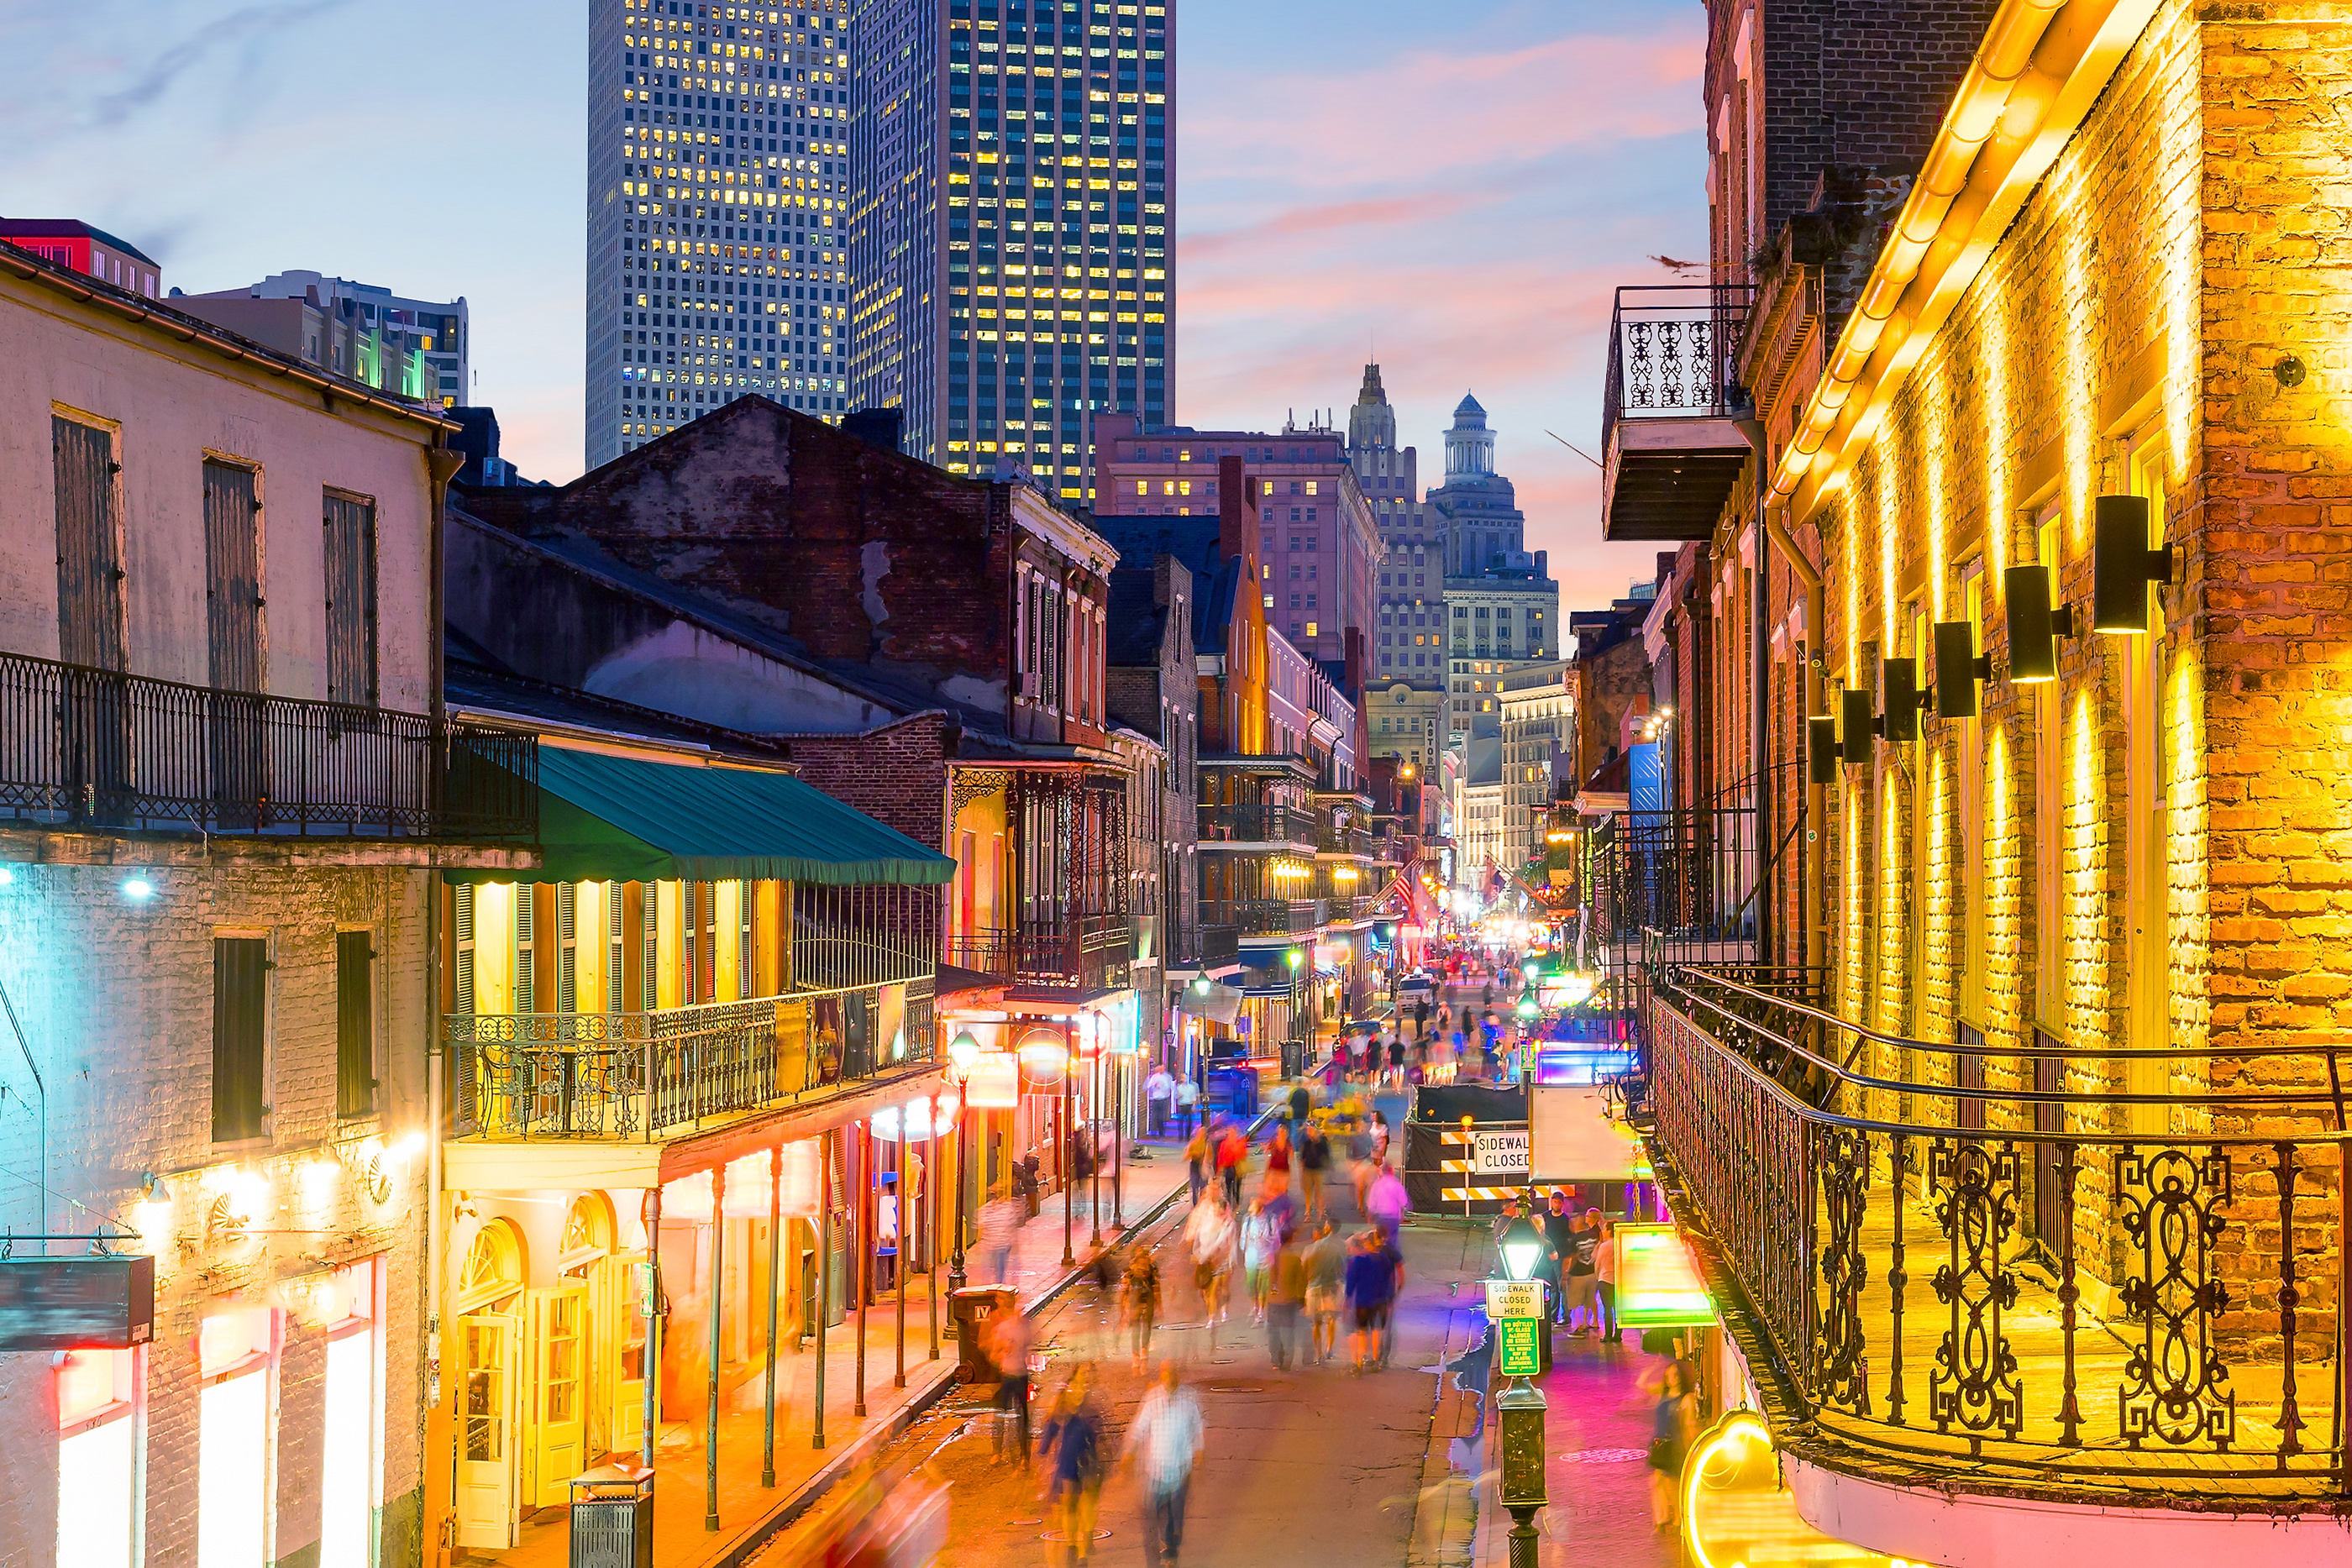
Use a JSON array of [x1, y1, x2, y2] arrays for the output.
[[177, 270, 465, 406], [849, 0, 1173, 488], [1090, 412, 1374, 668], [0, 218, 161, 298], [589, 0, 858, 469]]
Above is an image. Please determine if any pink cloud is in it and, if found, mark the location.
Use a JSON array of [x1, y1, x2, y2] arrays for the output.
[[1184, 27, 1706, 191], [1180, 190, 1490, 262]]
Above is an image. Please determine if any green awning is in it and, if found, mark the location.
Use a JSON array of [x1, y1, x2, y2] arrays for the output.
[[452, 747, 955, 887]]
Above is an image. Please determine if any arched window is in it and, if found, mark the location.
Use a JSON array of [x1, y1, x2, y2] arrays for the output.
[[455, 1219, 525, 1314], [558, 1193, 617, 1278]]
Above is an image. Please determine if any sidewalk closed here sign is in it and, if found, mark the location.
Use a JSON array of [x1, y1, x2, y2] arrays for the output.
[[1496, 1318, 1543, 1378], [1472, 1130, 1530, 1176], [1483, 1278, 1545, 1322]]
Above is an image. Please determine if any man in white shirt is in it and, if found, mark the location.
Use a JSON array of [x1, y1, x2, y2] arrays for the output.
[[1173, 1075, 1200, 1139], [1124, 1360, 1205, 1565], [1145, 1063, 1176, 1138]]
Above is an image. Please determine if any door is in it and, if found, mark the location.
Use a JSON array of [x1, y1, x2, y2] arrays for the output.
[[527, 1285, 589, 1508], [456, 1313, 521, 1550], [51, 417, 131, 823], [591, 1251, 648, 1459]]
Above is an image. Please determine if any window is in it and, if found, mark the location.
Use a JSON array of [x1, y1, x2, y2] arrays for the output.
[[56, 1348, 140, 1568], [198, 1307, 280, 1568], [323, 491, 380, 707], [51, 416, 127, 673], [213, 936, 270, 1142], [319, 1260, 383, 1568], [336, 930, 375, 1118]]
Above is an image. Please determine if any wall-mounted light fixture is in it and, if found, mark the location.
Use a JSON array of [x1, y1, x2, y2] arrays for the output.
[[1807, 716, 1840, 784], [1933, 621, 1992, 718], [1840, 687, 1877, 768], [2092, 494, 2176, 635], [1880, 657, 1930, 743], [2004, 561, 2076, 683]]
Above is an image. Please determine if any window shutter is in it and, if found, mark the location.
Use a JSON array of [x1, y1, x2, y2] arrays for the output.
[[514, 886, 536, 1014], [454, 884, 477, 1013], [335, 930, 376, 1118], [608, 883, 626, 1013], [642, 886, 658, 1012], [556, 884, 577, 1015], [739, 885, 754, 1000], [212, 937, 270, 1143]]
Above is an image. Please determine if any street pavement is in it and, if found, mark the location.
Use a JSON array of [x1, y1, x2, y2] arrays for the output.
[[753, 1130, 1490, 1568]]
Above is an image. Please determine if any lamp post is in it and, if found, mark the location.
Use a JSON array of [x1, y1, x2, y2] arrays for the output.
[[1495, 1211, 1550, 1568], [946, 1030, 979, 1302]]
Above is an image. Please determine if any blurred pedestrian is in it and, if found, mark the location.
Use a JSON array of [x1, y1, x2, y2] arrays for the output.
[[1296, 1117, 1331, 1221], [1183, 1191, 1236, 1330], [1593, 1214, 1620, 1345], [1125, 1361, 1205, 1567], [1645, 1358, 1699, 1530], [1564, 1208, 1603, 1335], [1038, 1369, 1105, 1565], [1241, 1198, 1281, 1322], [1123, 1245, 1163, 1368], [1215, 1120, 1247, 1209], [991, 1308, 1036, 1463], [1184, 1124, 1210, 1207], [1366, 1162, 1410, 1247], [1174, 1074, 1200, 1138], [1267, 1234, 1308, 1370], [979, 1191, 1023, 1286], [1303, 1219, 1345, 1364], [1342, 1230, 1397, 1374], [1263, 1121, 1293, 1198]]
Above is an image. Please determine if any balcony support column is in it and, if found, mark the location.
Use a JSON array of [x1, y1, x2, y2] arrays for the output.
[[812, 1131, 830, 1450], [704, 1163, 724, 1533], [855, 1118, 870, 1417], [1063, 1035, 1077, 1266], [927, 1093, 942, 1361], [641, 1184, 664, 1471], [1089, 1036, 1104, 1250], [761, 1143, 780, 1487], [893, 1118, 907, 1391]]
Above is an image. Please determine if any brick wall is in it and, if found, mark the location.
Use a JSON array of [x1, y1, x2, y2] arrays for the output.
[[0, 852, 430, 1568], [779, 711, 957, 851]]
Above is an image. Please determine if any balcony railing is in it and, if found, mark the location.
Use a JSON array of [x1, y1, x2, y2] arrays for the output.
[[1195, 924, 1239, 969], [945, 914, 1132, 992], [1641, 964, 2352, 1502], [1317, 824, 1372, 858], [1601, 284, 1756, 454], [0, 649, 537, 839], [445, 976, 936, 1141], [1199, 898, 1323, 936], [1196, 803, 1317, 845]]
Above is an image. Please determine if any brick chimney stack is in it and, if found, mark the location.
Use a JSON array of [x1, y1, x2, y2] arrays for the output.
[[1219, 454, 1254, 570]]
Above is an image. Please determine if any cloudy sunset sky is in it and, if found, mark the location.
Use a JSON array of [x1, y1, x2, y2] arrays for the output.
[[3, 0, 1707, 612]]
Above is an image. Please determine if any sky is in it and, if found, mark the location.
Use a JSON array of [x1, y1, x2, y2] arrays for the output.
[[1, 0, 1707, 615]]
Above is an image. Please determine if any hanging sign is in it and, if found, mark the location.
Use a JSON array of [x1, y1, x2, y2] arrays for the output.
[[0, 1256, 155, 1351], [1495, 1316, 1543, 1378], [1614, 1224, 1715, 1328], [965, 1052, 1021, 1109]]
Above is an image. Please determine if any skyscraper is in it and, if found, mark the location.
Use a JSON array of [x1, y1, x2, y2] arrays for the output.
[[849, 0, 1172, 490], [1347, 363, 1444, 770], [588, 0, 861, 469]]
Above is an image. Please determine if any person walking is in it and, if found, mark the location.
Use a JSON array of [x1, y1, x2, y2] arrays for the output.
[[1366, 1161, 1410, 1247], [1263, 1121, 1293, 1199], [1215, 1120, 1247, 1209], [1125, 1361, 1205, 1567], [1240, 1198, 1279, 1324], [1267, 1234, 1308, 1370], [1540, 1189, 1577, 1325], [1592, 1214, 1620, 1345], [1174, 1073, 1200, 1138], [1342, 1230, 1396, 1374], [1563, 1208, 1603, 1335], [1644, 1358, 1699, 1531], [1184, 1125, 1210, 1207], [1303, 1219, 1345, 1364], [1183, 1191, 1237, 1331], [1295, 1116, 1330, 1222], [1123, 1246, 1163, 1368], [979, 1190, 1024, 1286], [1145, 1063, 1175, 1140], [990, 1307, 1036, 1464], [1038, 1371, 1106, 1565]]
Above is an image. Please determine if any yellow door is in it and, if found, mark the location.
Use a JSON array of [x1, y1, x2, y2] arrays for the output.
[[592, 1251, 648, 1459], [527, 1285, 589, 1508], [456, 1313, 521, 1549]]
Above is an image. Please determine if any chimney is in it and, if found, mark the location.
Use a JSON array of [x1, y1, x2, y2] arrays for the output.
[[1218, 454, 1252, 568], [1535, 548, 1547, 579], [842, 406, 904, 454]]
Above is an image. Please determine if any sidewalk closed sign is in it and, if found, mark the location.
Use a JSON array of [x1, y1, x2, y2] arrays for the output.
[[1483, 1278, 1545, 1323], [1472, 1130, 1530, 1176]]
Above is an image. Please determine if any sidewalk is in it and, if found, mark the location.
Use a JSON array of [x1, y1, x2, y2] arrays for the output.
[[1468, 1330, 1681, 1568], [463, 1141, 1199, 1568]]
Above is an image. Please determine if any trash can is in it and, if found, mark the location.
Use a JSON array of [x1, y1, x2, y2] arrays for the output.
[[949, 1284, 1019, 1381], [569, 1466, 653, 1568]]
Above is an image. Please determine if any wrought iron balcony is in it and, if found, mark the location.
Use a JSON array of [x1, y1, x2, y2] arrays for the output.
[[1601, 284, 1756, 543], [1316, 823, 1372, 858], [1640, 964, 2352, 1502], [1199, 898, 1323, 937], [0, 649, 536, 840], [1196, 803, 1318, 846], [1195, 923, 1240, 969], [444, 976, 937, 1141], [944, 913, 1132, 993]]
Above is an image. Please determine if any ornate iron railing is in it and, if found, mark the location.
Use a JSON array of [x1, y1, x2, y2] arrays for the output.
[[1197, 803, 1318, 844], [943, 915, 1131, 990], [1199, 898, 1323, 936], [1643, 965, 2352, 1499], [1601, 283, 1756, 456], [0, 648, 537, 839], [445, 975, 936, 1140]]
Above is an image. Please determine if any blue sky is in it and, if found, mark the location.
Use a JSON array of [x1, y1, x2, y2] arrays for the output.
[[3, 0, 1707, 612]]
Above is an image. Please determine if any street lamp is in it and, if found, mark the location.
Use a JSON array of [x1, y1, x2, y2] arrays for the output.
[[1494, 1210, 1550, 1568], [945, 1029, 979, 1298]]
